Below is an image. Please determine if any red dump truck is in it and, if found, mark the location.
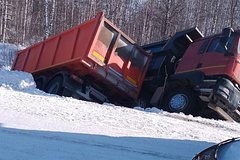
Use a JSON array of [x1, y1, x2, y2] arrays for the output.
[[12, 13, 240, 122], [12, 12, 151, 106]]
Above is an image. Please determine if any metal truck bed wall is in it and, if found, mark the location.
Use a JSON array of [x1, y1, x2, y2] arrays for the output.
[[12, 13, 151, 101]]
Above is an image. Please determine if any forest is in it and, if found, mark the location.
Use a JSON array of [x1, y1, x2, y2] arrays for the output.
[[0, 0, 239, 46]]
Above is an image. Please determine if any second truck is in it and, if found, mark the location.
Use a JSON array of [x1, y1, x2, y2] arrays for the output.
[[12, 13, 240, 122]]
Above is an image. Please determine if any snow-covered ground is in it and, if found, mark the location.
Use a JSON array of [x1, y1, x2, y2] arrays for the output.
[[0, 70, 240, 160]]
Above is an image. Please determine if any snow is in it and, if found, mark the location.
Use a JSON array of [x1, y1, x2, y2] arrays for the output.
[[0, 70, 240, 160]]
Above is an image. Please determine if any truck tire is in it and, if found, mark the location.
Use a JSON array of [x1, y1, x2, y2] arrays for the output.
[[34, 76, 47, 90], [162, 87, 199, 115], [45, 76, 64, 95]]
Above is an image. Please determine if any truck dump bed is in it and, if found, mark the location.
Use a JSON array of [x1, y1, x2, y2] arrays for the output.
[[12, 13, 151, 102]]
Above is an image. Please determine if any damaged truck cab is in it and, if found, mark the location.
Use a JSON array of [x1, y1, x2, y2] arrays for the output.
[[142, 27, 240, 121], [175, 28, 240, 121]]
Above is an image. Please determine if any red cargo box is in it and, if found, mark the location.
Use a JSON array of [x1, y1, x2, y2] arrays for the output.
[[12, 12, 151, 101]]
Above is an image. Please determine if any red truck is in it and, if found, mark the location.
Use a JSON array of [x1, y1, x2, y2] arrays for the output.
[[12, 12, 150, 107], [12, 13, 240, 122]]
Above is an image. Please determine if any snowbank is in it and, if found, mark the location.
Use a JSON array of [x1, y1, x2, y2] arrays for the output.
[[0, 70, 38, 93]]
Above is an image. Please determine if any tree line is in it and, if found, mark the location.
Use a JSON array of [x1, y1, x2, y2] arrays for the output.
[[0, 0, 239, 46]]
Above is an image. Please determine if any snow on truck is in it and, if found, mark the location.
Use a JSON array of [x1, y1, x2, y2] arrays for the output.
[[12, 12, 240, 122]]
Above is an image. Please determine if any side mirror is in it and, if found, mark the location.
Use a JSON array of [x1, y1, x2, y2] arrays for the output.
[[192, 138, 240, 160]]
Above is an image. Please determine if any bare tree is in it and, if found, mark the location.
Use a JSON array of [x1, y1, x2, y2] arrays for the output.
[[1, 0, 240, 46], [229, 0, 238, 27]]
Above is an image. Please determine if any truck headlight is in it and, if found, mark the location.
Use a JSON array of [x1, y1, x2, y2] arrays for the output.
[[218, 86, 230, 95], [218, 86, 230, 99]]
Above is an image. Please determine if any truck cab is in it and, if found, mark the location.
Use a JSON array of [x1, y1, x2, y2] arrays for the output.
[[177, 28, 240, 84], [142, 28, 240, 122], [176, 28, 240, 121]]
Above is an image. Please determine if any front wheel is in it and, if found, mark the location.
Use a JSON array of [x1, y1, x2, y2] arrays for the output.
[[162, 87, 200, 115]]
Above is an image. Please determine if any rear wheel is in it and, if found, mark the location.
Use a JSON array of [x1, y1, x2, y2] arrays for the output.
[[34, 76, 47, 90], [45, 76, 64, 95], [162, 87, 200, 115]]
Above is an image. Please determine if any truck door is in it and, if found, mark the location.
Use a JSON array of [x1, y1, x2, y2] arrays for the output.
[[198, 36, 234, 75]]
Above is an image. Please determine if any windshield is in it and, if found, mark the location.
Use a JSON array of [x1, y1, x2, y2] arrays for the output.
[[207, 34, 236, 54]]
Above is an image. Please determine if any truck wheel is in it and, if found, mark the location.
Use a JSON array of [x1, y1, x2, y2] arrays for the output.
[[34, 76, 47, 90], [162, 88, 199, 115], [45, 76, 64, 95]]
